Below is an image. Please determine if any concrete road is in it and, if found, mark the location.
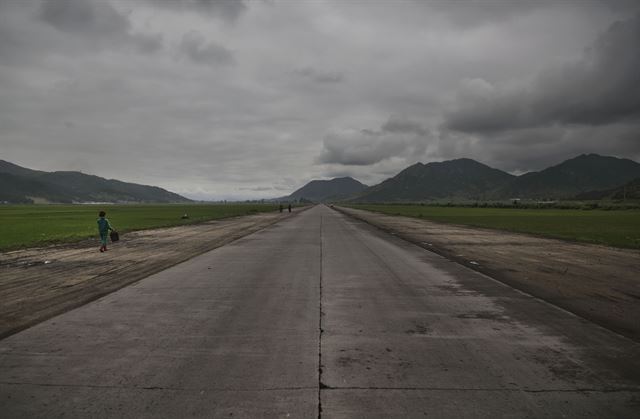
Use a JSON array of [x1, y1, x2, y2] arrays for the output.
[[1, 205, 638, 418]]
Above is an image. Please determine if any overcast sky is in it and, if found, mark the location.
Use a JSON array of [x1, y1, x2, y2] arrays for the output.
[[1, 0, 639, 200]]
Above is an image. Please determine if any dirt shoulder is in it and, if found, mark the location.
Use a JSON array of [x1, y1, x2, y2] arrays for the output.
[[0, 210, 299, 340], [336, 206, 640, 342]]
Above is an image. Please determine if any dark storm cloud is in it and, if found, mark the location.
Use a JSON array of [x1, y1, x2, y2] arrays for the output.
[[445, 13, 640, 133], [318, 116, 430, 166], [3, 0, 640, 200], [294, 67, 344, 84], [179, 31, 234, 66], [146, 0, 248, 21]]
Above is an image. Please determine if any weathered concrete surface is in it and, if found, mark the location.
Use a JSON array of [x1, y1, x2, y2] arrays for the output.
[[335, 205, 640, 342], [320, 208, 640, 417], [0, 209, 321, 418], [0, 210, 297, 339], [1, 205, 639, 418]]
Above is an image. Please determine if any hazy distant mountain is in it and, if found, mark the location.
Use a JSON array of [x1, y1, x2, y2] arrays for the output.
[[574, 177, 640, 200], [352, 158, 514, 202], [493, 154, 640, 199], [0, 160, 191, 204], [286, 177, 367, 202]]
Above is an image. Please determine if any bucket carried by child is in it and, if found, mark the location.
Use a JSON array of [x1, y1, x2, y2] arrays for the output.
[[110, 231, 120, 242]]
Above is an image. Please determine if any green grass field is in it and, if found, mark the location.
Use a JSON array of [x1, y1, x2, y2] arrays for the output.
[[0, 204, 280, 251], [350, 204, 640, 249]]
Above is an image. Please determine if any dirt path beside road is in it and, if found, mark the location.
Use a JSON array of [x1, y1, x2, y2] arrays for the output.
[[336, 206, 640, 342], [0, 210, 296, 339]]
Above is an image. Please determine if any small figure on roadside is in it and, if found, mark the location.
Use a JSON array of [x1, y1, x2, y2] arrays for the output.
[[288, 204, 292, 213], [97, 210, 114, 253], [279, 204, 283, 213]]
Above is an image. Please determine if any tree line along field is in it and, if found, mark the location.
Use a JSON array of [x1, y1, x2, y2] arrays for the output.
[[350, 204, 640, 249], [0, 204, 280, 251]]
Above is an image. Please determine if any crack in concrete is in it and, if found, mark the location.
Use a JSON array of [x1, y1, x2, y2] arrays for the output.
[[0, 381, 316, 392], [5, 380, 638, 394], [317, 385, 640, 393], [317, 215, 324, 419]]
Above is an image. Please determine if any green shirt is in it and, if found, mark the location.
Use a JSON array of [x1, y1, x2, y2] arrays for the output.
[[97, 217, 112, 234]]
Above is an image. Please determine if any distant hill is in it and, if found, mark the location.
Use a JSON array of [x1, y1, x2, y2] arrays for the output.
[[286, 177, 367, 202], [574, 177, 640, 200], [348, 154, 640, 202], [0, 160, 191, 204], [492, 154, 640, 199], [0, 160, 45, 177], [352, 158, 514, 202]]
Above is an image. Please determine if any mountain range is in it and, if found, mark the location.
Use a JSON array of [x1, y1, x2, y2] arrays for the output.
[[284, 177, 367, 202], [491, 154, 640, 200], [354, 158, 515, 202], [574, 177, 640, 201], [3, 153, 639, 204], [349, 154, 640, 202], [0, 160, 190, 204], [286, 154, 640, 203]]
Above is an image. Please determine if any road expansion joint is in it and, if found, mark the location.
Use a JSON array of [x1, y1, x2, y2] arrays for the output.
[[317, 215, 324, 419], [334, 207, 640, 345], [0, 381, 317, 392], [313, 385, 640, 393]]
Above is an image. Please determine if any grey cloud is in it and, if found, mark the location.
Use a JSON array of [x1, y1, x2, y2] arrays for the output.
[[3, 1, 640, 201], [39, 0, 129, 35], [294, 67, 344, 84], [134, 32, 164, 54], [599, 0, 640, 13], [382, 116, 428, 136], [36, 0, 164, 54], [429, 0, 638, 28], [179, 31, 234, 66], [0, 13, 24, 61], [445, 13, 640, 133], [318, 116, 430, 166], [238, 186, 275, 192], [427, 0, 548, 28], [237, 184, 291, 192], [146, 0, 248, 21]]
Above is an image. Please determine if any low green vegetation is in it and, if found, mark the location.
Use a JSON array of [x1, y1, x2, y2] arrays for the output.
[[0, 204, 279, 251], [350, 204, 640, 249]]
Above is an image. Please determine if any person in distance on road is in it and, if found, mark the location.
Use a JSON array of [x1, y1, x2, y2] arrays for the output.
[[288, 203, 292, 213], [97, 210, 114, 253]]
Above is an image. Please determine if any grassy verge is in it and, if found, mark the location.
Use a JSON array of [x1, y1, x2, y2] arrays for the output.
[[348, 204, 640, 249], [0, 204, 280, 251]]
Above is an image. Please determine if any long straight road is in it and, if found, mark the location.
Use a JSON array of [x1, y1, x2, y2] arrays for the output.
[[1, 205, 639, 417]]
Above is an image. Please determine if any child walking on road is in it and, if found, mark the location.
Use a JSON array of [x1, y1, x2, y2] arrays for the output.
[[97, 211, 114, 253]]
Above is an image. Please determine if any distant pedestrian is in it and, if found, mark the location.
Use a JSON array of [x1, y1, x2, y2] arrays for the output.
[[279, 204, 283, 213], [97, 211, 114, 253], [288, 204, 292, 213]]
